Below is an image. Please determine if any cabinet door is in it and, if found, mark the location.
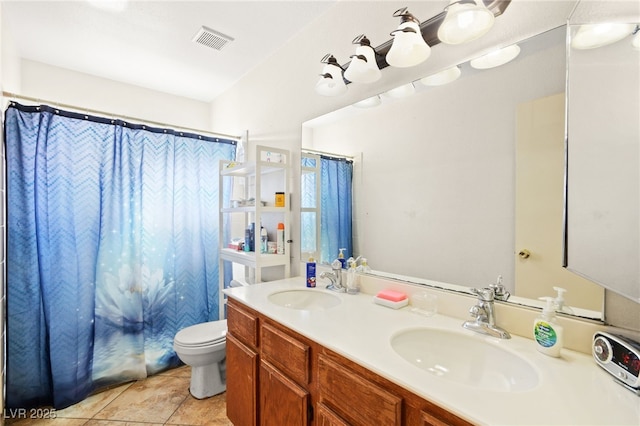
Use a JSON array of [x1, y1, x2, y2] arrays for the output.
[[316, 403, 350, 426], [421, 410, 450, 426], [226, 334, 258, 426], [260, 360, 310, 426]]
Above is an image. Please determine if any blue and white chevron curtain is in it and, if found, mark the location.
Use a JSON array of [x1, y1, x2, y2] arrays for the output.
[[301, 155, 353, 264], [4, 102, 236, 409]]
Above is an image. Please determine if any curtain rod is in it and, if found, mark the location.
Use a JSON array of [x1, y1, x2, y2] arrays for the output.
[[302, 148, 354, 160], [2, 91, 242, 141]]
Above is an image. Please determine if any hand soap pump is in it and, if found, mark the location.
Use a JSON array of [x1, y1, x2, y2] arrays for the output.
[[533, 297, 564, 357], [338, 248, 346, 268], [552, 286, 574, 314]]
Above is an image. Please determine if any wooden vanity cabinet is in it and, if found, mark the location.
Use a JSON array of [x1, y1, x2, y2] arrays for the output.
[[226, 297, 473, 426]]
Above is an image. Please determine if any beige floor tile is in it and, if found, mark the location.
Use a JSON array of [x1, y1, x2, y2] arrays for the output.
[[93, 374, 190, 424], [166, 392, 232, 426], [159, 365, 191, 379], [55, 382, 133, 420]]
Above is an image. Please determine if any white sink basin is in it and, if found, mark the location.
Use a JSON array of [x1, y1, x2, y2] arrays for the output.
[[268, 289, 341, 310], [390, 328, 539, 392]]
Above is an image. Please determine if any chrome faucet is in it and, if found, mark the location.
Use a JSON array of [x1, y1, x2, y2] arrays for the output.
[[462, 287, 511, 339], [319, 260, 345, 292]]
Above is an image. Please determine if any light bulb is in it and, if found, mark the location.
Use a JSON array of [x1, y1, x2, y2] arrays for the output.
[[470, 44, 520, 69], [352, 96, 382, 108], [344, 45, 381, 84], [571, 23, 635, 50], [438, 0, 495, 45], [315, 64, 347, 96], [420, 66, 461, 86], [386, 21, 431, 68], [384, 82, 416, 99]]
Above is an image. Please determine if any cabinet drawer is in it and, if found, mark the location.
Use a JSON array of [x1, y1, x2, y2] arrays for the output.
[[227, 300, 259, 348], [261, 322, 310, 385], [318, 354, 402, 425]]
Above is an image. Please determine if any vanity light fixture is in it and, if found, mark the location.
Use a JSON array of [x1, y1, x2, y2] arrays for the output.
[[386, 8, 431, 68], [314, 2, 512, 96], [470, 44, 520, 69], [571, 22, 636, 50], [420, 65, 462, 86], [437, 0, 495, 45], [315, 54, 348, 96], [352, 95, 382, 109], [344, 35, 382, 84]]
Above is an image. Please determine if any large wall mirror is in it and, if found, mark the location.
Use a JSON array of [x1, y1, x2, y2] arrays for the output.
[[301, 24, 607, 320], [565, 2, 640, 303]]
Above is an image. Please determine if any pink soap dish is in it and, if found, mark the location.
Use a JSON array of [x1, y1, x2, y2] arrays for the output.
[[373, 295, 409, 309], [376, 289, 408, 302]]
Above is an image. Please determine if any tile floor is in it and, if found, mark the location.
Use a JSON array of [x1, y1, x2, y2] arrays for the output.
[[5, 366, 233, 426]]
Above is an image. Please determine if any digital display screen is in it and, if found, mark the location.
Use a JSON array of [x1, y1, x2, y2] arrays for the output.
[[611, 339, 640, 377]]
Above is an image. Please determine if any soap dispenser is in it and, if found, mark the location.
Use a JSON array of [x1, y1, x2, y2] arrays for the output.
[[533, 297, 564, 357], [357, 258, 372, 273], [346, 259, 359, 294], [338, 248, 346, 268], [552, 286, 574, 315]]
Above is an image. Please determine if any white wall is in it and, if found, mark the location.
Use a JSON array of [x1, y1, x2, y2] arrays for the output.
[[17, 59, 212, 131]]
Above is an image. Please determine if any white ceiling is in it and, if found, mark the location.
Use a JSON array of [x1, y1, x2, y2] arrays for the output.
[[2, 0, 337, 102], [4, 1, 635, 105]]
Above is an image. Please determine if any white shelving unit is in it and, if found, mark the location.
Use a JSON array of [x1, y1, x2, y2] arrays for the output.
[[218, 145, 290, 318]]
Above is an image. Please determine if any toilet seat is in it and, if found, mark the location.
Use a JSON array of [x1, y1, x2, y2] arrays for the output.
[[175, 320, 227, 348]]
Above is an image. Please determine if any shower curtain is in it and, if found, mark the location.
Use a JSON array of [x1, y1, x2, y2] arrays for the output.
[[301, 155, 353, 264], [4, 102, 236, 409], [320, 156, 353, 263]]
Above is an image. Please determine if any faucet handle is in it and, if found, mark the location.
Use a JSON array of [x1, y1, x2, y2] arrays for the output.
[[471, 287, 495, 302], [489, 275, 510, 301], [468, 304, 484, 317]]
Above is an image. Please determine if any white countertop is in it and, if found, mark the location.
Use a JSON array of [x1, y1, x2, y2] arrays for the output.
[[224, 278, 640, 426]]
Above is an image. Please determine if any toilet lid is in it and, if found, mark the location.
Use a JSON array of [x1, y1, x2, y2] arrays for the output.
[[175, 320, 227, 346]]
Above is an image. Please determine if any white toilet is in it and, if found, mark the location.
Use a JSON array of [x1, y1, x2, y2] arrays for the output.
[[173, 319, 227, 399]]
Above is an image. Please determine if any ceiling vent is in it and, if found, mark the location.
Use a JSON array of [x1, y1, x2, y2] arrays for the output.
[[192, 26, 234, 51]]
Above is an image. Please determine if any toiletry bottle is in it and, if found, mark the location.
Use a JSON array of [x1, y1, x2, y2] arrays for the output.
[[338, 248, 346, 268], [306, 257, 316, 288], [346, 259, 359, 294], [357, 258, 372, 273], [244, 226, 251, 252], [249, 222, 255, 252], [533, 297, 564, 357], [552, 286, 574, 315], [260, 226, 268, 253], [276, 223, 285, 254]]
